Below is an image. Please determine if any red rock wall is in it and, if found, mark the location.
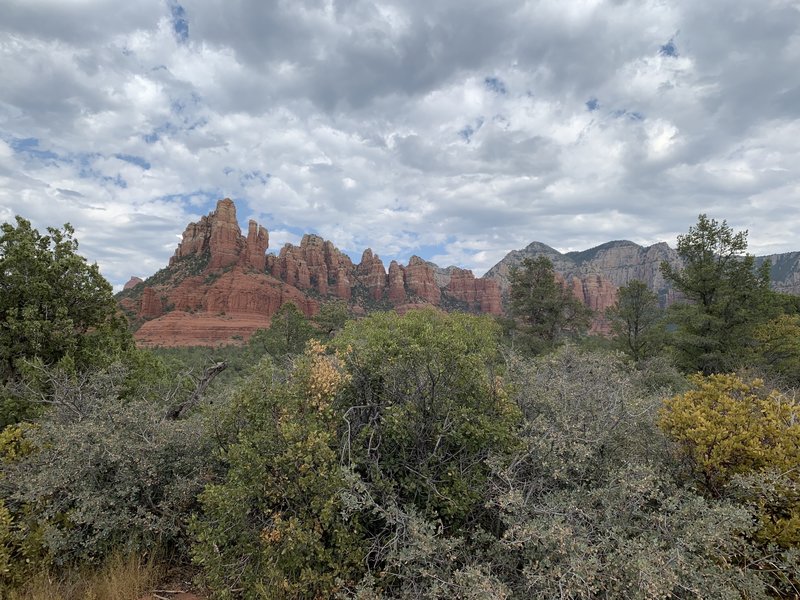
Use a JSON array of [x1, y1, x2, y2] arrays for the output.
[[446, 268, 502, 315]]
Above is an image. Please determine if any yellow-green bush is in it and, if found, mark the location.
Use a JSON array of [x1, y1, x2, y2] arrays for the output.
[[659, 373, 800, 547]]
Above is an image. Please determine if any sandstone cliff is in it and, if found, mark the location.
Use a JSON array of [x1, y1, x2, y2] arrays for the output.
[[756, 252, 800, 295], [118, 199, 800, 348], [119, 198, 502, 346]]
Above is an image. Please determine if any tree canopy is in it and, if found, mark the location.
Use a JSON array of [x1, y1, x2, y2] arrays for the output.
[[0, 217, 131, 425], [661, 214, 773, 373], [508, 256, 590, 353], [606, 279, 664, 361]]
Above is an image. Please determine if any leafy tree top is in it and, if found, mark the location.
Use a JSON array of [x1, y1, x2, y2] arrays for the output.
[[0, 216, 130, 383]]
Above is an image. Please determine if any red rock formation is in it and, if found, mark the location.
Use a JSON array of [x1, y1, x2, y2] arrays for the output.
[[126, 198, 544, 347], [356, 249, 387, 300], [132, 268, 320, 347], [405, 256, 441, 304], [140, 287, 163, 319], [170, 221, 209, 264], [124, 276, 143, 290], [387, 261, 406, 303], [135, 311, 271, 347], [573, 274, 618, 313], [171, 198, 265, 270], [242, 220, 268, 271], [270, 235, 356, 299], [207, 199, 244, 269], [446, 268, 502, 315]]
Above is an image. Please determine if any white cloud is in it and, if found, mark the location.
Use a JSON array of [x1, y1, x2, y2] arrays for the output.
[[1, 0, 799, 285]]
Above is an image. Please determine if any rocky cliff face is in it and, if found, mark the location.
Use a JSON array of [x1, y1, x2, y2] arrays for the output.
[[118, 199, 800, 348], [483, 239, 800, 318], [119, 198, 502, 346], [170, 198, 268, 272], [756, 252, 800, 295], [484, 239, 682, 309]]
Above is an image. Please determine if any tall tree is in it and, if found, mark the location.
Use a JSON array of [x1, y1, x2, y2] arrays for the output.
[[0, 217, 131, 424], [606, 279, 663, 361], [509, 256, 590, 353], [660, 214, 772, 374]]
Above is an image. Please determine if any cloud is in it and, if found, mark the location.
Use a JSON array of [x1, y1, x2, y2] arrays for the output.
[[1, 0, 799, 287]]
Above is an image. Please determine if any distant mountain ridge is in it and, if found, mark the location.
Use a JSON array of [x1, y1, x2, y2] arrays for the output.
[[483, 239, 800, 302], [483, 239, 681, 306], [116, 198, 800, 347]]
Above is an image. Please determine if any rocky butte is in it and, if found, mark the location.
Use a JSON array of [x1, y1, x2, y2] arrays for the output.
[[118, 199, 503, 346], [118, 199, 800, 347]]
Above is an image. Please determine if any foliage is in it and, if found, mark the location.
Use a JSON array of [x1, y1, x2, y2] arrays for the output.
[[660, 214, 773, 374], [659, 373, 800, 550], [484, 348, 789, 598], [508, 256, 590, 354], [606, 279, 665, 361], [332, 310, 521, 529], [191, 345, 367, 599], [327, 310, 521, 595], [0, 217, 132, 426], [249, 302, 317, 359], [314, 300, 350, 338], [503, 347, 668, 494], [0, 362, 217, 572], [752, 314, 800, 387], [491, 462, 772, 599]]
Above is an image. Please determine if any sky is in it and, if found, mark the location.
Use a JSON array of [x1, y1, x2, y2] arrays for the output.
[[1, 0, 800, 290]]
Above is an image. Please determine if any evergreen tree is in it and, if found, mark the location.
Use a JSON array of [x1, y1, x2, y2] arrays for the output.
[[509, 256, 590, 353], [661, 214, 772, 374], [249, 302, 316, 359], [606, 279, 664, 361]]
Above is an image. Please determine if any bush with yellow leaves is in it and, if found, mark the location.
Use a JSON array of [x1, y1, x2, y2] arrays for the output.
[[659, 373, 800, 549]]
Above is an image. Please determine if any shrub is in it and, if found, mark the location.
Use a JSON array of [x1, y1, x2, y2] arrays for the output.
[[0, 362, 217, 570], [659, 373, 800, 547], [191, 346, 367, 599]]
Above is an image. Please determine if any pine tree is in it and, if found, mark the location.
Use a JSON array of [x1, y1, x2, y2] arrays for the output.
[[509, 256, 590, 353], [660, 214, 772, 373]]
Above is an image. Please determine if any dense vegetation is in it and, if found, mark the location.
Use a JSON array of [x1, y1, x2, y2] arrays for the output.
[[0, 214, 798, 598]]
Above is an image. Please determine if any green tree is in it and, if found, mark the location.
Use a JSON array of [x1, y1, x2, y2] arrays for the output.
[[328, 310, 521, 596], [661, 214, 773, 374], [313, 299, 350, 338], [248, 302, 316, 359], [0, 217, 131, 425], [509, 256, 590, 353], [752, 314, 800, 386], [606, 279, 664, 361]]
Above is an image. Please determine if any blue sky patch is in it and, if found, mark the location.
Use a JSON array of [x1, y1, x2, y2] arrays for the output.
[[612, 109, 645, 121], [169, 1, 189, 43], [241, 170, 271, 185], [10, 137, 58, 160], [458, 117, 485, 143], [586, 98, 599, 111], [484, 76, 507, 95], [459, 125, 475, 143], [115, 153, 151, 170], [659, 38, 678, 57]]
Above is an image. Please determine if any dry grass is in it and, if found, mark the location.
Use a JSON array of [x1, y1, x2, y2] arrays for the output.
[[4, 552, 164, 600]]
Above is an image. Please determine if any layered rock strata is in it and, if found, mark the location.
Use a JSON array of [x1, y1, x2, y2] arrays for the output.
[[122, 198, 503, 346]]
